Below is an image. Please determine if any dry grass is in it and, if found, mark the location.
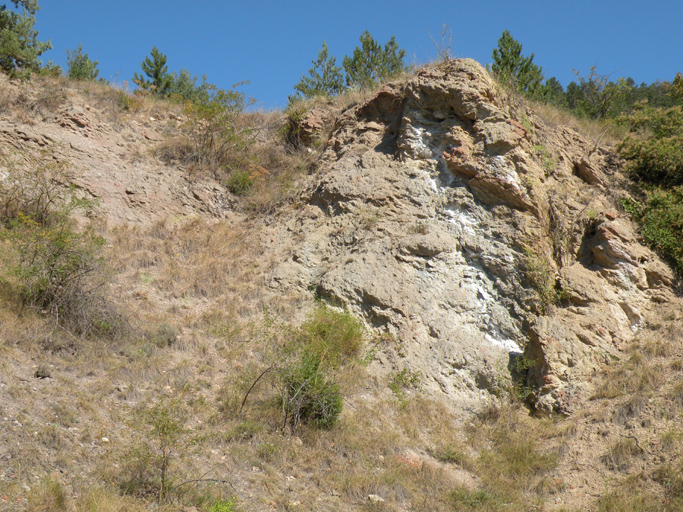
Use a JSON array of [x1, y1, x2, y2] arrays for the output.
[[105, 217, 274, 321], [463, 401, 565, 508], [601, 438, 643, 472], [592, 341, 668, 400]]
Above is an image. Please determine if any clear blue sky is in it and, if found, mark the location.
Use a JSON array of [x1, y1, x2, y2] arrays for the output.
[[32, 0, 683, 110]]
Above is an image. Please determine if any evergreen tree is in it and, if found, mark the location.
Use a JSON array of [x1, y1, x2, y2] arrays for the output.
[[540, 76, 564, 105], [342, 31, 406, 89], [289, 41, 345, 103], [133, 47, 172, 96], [66, 43, 100, 81], [491, 30, 543, 95], [0, 0, 51, 77]]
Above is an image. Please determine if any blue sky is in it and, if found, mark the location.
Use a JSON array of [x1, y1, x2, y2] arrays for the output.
[[32, 0, 683, 110]]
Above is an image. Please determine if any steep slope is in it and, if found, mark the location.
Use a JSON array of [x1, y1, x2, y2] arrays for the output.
[[1, 61, 682, 512], [271, 58, 678, 414], [0, 74, 230, 227]]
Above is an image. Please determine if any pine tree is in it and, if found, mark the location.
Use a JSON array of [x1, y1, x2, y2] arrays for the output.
[[289, 41, 345, 103], [66, 43, 100, 81], [491, 30, 543, 95], [540, 76, 564, 105], [0, 0, 51, 77], [342, 31, 406, 89], [133, 47, 172, 96]]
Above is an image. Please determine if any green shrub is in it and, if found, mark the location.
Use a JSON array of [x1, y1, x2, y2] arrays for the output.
[[10, 211, 113, 333], [226, 168, 255, 196], [522, 247, 560, 314], [168, 68, 211, 102], [619, 105, 683, 187], [182, 82, 255, 175], [298, 304, 365, 366], [0, 151, 122, 336], [124, 395, 190, 502], [281, 351, 342, 430], [209, 498, 238, 512], [388, 368, 421, 405], [236, 306, 363, 429], [621, 189, 683, 273]]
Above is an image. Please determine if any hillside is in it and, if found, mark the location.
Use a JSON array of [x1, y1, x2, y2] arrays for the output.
[[1, 60, 682, 512]]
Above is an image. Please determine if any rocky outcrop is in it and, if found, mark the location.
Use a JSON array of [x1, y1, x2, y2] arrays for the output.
[[271, 59, 677, 414]]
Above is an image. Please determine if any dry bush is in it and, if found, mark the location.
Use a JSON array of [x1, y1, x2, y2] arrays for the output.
[[31, 85, 68, 119], [595, 490, 666, 512], [666, 380, 683, 408], [107, 217, 269, 311], [72, 488, 148, 512]]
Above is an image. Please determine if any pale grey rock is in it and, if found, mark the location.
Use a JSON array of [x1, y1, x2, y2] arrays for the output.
[[269, 58, 678, 414]]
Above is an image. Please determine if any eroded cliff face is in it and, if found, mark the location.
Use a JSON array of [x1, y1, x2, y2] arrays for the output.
[[271, 59, 677, 413]]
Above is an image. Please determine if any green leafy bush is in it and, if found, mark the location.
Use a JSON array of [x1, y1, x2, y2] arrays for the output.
[[209, 498, 238, 512], [123, 395, 190, 502], [226, 168, 255, 196], [299, 304, 365, 366], [621, 190, 683, 272], [522, 247, 560, 314], [281, 351, 343, 430], [619, 105, 683, 186], [168, 68, 211, 102], [0, 151, 122, 336], [237, 305, 363, 430], [279, 305, 364, 429]]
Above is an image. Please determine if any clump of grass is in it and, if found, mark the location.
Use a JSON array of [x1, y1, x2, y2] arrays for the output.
[[28, 474, 68, 511], [534, 144, 556, 174], [522, 247, 561, 314], [388, 368, 421, 405], [592, 343, 665, 401], [150, 323, 178, 347], [281, 351, 343, 430], [601, 438, 642, 472], [451, 486, 504, 510], [466, 402, 560, 506]]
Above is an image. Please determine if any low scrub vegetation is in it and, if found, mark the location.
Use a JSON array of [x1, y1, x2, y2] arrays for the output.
[[0, 150, 123, 336]]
